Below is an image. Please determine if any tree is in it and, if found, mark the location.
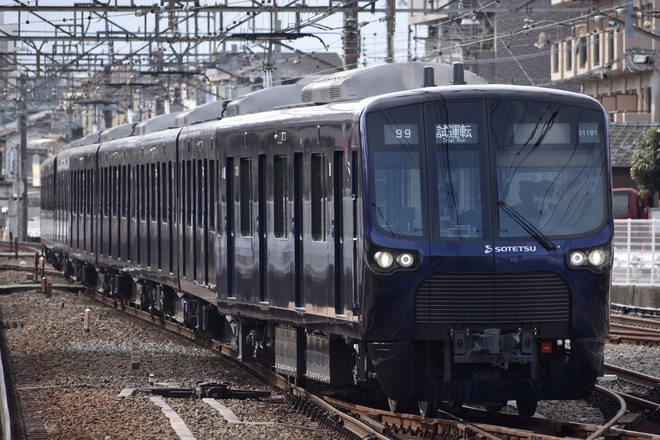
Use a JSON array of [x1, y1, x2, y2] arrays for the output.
[[630, 127, 660, 197]]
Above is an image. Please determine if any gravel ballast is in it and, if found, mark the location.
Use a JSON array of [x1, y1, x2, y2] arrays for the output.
[[0, 282, 331, 439], [1, 265, 659, 437]]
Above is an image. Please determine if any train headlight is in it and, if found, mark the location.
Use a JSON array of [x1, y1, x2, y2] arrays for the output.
[[397, 253, 414, 268], [568, 246, 611, 271], [569, 251, 586, 266], [369, 247, 419, 273], [374, 251, 394, 269], [587, 249, 606, 266]]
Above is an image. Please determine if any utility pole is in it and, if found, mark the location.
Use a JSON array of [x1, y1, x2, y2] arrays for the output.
[[386, 0, 396, 63], [16, 73, 27, 242], [343, 0, 360, 70]]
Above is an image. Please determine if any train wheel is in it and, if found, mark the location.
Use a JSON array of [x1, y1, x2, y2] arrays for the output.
[[387, 398, 403, 413], [515, 400, 537, 417], [418, 401, 436, 418]]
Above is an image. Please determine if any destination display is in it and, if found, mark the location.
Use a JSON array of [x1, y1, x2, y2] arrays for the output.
[[384, 124, 419, 144]]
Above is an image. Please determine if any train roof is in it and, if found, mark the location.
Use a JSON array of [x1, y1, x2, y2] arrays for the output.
[[80, 130, 101, 145], [56, 63, 604, 152], [135, 112, 180, 135], [300, 61, 488, 104], [100, 123, 137, 142], [224, 83, 308, 117], [175, 100, 227, 126]]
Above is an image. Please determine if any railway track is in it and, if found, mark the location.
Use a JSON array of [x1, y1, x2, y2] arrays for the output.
[[609, 313, 660, 345], [0, 263, 657, 439], [0, 275, 332, 439], [602, 363, 660, 436], [80, 283, 625, 439]]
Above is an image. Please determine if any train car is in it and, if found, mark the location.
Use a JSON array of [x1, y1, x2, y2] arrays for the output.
[[48, 141, 99, 280], [613, 187, 649, 219], [40, 154, 56, 250], [41, 62, 612, 418], [211, 64, 612, 417]]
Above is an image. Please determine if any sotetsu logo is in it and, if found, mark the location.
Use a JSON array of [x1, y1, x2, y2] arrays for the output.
[[485, 245, 538, 254]]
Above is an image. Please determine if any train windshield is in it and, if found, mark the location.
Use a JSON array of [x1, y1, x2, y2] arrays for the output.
[[366, 97, 608, 241], [491, 99, 607, 239]]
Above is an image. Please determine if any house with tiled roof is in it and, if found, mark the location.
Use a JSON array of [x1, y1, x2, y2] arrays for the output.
[[609, 122, 660, 190]]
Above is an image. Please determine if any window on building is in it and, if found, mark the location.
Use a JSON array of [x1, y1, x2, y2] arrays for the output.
[[578, 36, 587, 68], [593, 33, 600, 66]]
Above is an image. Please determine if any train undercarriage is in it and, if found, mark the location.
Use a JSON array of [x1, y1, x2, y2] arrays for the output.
[[43, 250, 369, 398], [44, 250, 578, 419]]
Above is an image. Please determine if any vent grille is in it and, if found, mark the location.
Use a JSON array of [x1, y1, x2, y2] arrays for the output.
[[415, 271, 570, 324]]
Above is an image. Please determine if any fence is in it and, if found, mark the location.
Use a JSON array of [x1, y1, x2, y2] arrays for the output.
[[612, 219, 660, 286]]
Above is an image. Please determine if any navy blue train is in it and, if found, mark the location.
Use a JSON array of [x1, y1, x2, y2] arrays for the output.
[[41, 62, 612, 417]]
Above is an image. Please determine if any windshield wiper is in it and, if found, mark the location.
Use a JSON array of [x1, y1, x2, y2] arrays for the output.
[[498, 201, 558, 251], [371, 202, 402, 238]]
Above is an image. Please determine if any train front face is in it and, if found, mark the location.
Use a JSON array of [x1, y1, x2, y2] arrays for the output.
[[361, 88, 612, 405]]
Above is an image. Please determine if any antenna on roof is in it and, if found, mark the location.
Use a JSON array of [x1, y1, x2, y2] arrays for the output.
[[423, 66, 436, 87], [452, 62, 466, 85]]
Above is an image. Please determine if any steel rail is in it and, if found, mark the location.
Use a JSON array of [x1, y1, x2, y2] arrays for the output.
[[0, 333, 11, 440], [586, 385, 627, 440]]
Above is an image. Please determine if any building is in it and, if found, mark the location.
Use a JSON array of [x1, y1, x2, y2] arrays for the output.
[[408, 0, 660, 194]]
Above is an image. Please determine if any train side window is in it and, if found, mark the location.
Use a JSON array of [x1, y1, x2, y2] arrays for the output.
[[77, 169, 81, 215], [88, 169, 93, 215], [85, 169, 90, 215], [72, 171, 76, 215], [81, 170, 86, 215], [140, 164, 146, 221], [115, 167, 119, 214], [274, 155, 287, 239], [198, 160, 204, 228], [127, 166, 132, 220], [68, 171, 76, 214], [209, 160, 216, 232], [151, 163, 157, 221], [74, 171, 78, 215], [161, 162, 167, 223], [89, 169, 94, 215], [79, 170, 84, 215], [311, 154, 327, 241], [83, 169, 87, 216], [89, 169, 93, 215], [121, 165, 130, 217], [134, 165, 139, 220], [85, 168, 91, 218], [112, 166, 118, 217], [128, 165, 134, 220], [167, 162, 172, 225], [121, 165, 128, 218], [101, 167, 106, 216], [84, 169, 88, 216], [240, 158, 253, 236], [76, 170, 80, 215], [186, 160, 192, 227]]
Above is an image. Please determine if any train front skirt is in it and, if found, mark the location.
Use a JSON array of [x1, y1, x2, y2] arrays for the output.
[[367, 338, 604, 403]]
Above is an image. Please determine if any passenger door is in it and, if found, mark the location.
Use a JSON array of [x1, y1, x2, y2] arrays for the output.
[[302, 148, 336, 315]]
